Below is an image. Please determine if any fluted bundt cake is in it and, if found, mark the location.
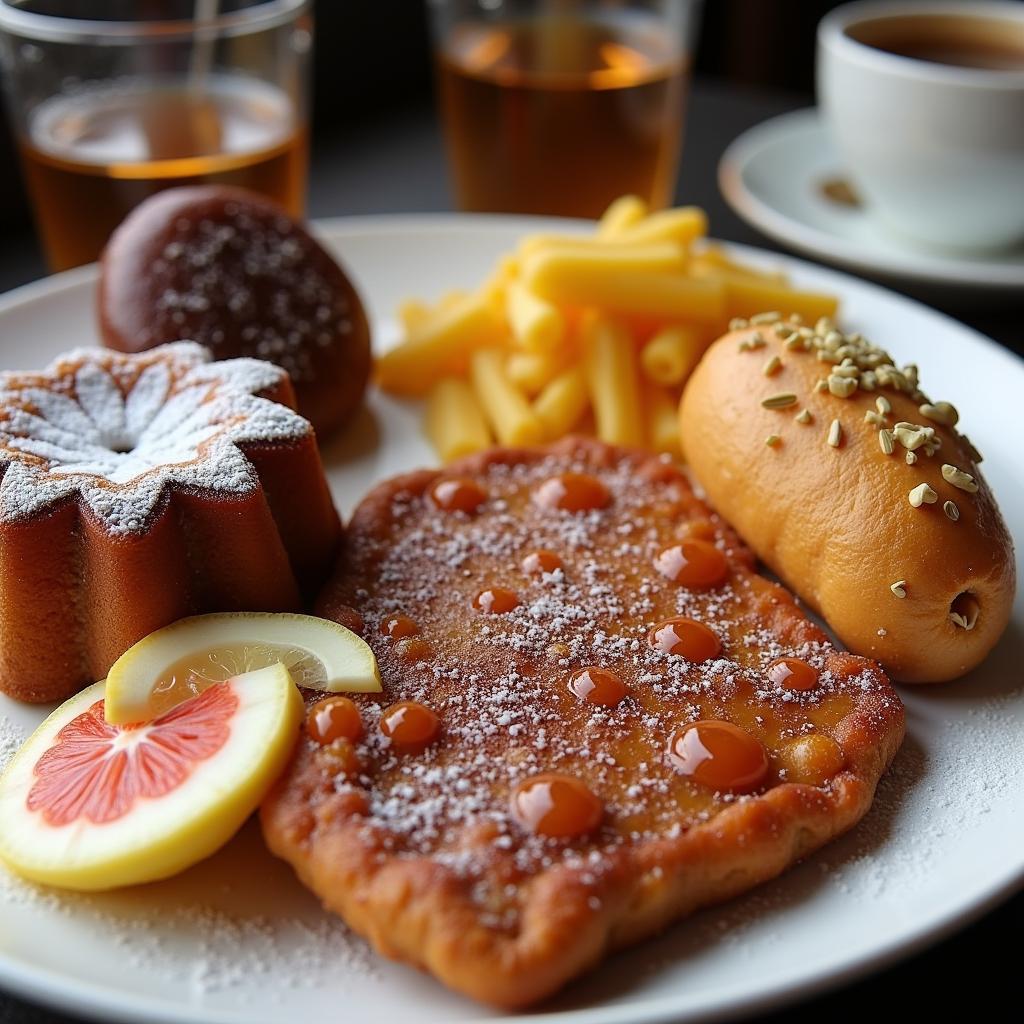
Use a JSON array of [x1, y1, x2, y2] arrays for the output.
[[0, 342, 341, 705]]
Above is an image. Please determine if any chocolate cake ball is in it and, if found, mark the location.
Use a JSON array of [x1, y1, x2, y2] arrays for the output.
[[99, 186, 372, 440]]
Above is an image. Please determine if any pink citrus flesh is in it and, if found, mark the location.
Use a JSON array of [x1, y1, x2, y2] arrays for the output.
[[0, 664, 302, 891]]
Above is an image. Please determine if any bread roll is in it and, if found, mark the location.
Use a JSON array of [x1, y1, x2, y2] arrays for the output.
[[679, 317, 1014, 683]]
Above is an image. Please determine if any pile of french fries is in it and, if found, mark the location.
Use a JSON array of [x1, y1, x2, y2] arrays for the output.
[[376, 196, 839, 463]]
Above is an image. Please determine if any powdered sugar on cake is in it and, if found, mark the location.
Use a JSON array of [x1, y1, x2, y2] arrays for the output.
[[141, 205, 354, 385], [0, 342, 311, 533]]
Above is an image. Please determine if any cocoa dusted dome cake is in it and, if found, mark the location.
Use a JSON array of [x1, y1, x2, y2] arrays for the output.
[[98, 185, 372, 441], [0, 342, 341, 705]]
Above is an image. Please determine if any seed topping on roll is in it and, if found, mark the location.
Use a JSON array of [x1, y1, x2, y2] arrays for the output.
[[741, 313, 985, 525], [736, 331, 766, 351], [909, 483, 938, 507], [942, 464, 979, 493], [919, 401, 959, 426], [761, 392, 798, 409]]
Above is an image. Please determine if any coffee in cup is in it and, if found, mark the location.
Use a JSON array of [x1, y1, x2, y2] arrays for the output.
[[817, 1, 1024, 252]]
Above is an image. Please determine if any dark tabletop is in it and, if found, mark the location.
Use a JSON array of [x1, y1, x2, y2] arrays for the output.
[[0, 79, 1020, 1023]]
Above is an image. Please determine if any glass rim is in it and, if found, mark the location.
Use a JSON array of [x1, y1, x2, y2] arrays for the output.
[[0, 0, 311, 44]]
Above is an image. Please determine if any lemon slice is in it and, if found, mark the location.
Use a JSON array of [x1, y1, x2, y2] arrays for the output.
[[0, 664, 302, 891], [105, 612, 380, 725]]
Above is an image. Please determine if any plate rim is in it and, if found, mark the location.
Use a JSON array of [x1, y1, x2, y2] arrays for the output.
[[0, 871, 1018, 1024], [3, 212, 1018, 378], [313, 213, 1024, 373], [0, 212, 1022, 1024], [718, 107, 1024, 290]]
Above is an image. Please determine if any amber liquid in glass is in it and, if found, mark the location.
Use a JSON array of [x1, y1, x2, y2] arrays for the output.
[[437, 14, 687, 218], [19, 76, 306, 271]]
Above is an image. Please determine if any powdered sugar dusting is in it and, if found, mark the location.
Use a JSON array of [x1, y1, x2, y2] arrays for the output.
[[309, 446, 903, 914], [0, 713, 25, 772], [0, 342, 311, 534], [138, 201, 354, 384], [824, 684, 1023, 898], [0, 797, 379, 999]]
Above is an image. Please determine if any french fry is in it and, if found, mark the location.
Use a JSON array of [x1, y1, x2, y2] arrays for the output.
[[506, 348, 566, 396], [481, 254, 519, 310], [582, 314, 644, 447], [425, 377, 492, 462], [470, 348, 544, 446], [533, 366, 589, 439], [517, 233, 688, 260], [722, 276, 839, 324], [522, 241, 685, 282], [506, 278, 564, 351], [530, 203, 705, 250], [377, 291, 503, 397], [439, 289, 471, 309], [614, 207, 708, 247], [640, 325, 705, 387], [385, 197, 841, 454], [398, 298, 432, 332], [597, 194, 648, 237], [644, 382, 682, 456], [692, 245, 787, 283], [524, 248, 726, 324]]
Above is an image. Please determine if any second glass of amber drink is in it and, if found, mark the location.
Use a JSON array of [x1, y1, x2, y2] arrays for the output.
[[430, 0, 699, 218], [0, 0, 311, 271]]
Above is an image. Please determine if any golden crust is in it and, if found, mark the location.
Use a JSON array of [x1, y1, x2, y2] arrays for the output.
[[680, 325, 1015, 682], [261, 438, 904, 1007]]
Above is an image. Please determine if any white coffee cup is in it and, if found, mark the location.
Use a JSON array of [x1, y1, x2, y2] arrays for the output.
[[817, 0, 1024, 252]]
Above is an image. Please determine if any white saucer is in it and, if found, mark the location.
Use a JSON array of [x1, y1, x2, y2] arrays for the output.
[[718, 108, 1024, 293]]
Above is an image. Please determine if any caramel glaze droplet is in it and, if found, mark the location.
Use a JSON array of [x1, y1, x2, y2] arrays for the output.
[[534, 472, 610, 512], [381, 614, 419, 640], [568, 666, 627, 707], [307, 696, 364, 745], [648, 617, 721, 663], [668, 720, 768, 793], [780, 734, 845, 786], [379, 701, 440, 753], [473, 587, 520, 613], [654, 539, 728, 588], [319, 738, 363, 777], [521, 549, 563, 575], [430, 477, 487, 514], [511, 774, 603, 838], [767, 657, 819, 691]]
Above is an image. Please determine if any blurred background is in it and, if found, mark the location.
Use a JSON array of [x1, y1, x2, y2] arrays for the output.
[[0, 0, 850, 284]]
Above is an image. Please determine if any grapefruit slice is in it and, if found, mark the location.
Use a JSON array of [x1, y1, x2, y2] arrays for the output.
[[104, 612, 380, 725], [0, 664, 302, 891]]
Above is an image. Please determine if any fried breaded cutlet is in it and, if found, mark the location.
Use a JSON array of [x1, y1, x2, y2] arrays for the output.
[[261, 438, 905, 1007]]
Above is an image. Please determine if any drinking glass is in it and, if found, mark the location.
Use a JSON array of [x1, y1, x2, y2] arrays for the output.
[[428, 0, 700, 219], [0, 0, 312, 271]]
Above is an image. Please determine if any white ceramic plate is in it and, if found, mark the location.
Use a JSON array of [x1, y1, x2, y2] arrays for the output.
[[0, 215, 1022, 1024], [718, 108, 1024, 293]]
